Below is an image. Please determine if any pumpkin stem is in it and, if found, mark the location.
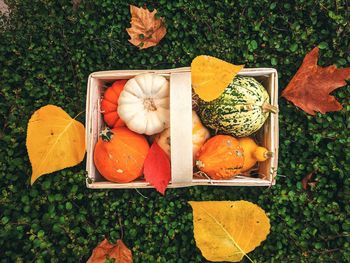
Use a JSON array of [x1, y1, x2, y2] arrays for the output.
[[196, 160, 205, 168], [143, 98, 157, 111], [264, 151, 274, 158], [100, 127, 114, 142], [262, 103, 278, 114]]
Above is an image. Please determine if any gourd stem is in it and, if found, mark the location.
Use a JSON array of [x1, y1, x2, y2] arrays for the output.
[[262, 103, 278, 114], [100, 127, 114, 142], [264, 151, 274, 158]]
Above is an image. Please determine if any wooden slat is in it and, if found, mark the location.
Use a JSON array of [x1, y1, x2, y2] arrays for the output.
[[170, 72, 193, 185]]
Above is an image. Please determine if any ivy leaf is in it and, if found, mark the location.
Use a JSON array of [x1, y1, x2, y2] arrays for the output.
[[281, 46, 350, 115], [189, 201, 270, 262], [26, 105, 85, 185], [87, 239, 133, 263], [126, 5, 167, 50], [143, 142, 171, 195]]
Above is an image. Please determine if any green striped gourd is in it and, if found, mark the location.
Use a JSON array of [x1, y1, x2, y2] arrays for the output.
[[198, 76, 277, 137]]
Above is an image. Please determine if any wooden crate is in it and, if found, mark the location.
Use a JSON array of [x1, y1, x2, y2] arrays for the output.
[[85, 67, 279, 188]]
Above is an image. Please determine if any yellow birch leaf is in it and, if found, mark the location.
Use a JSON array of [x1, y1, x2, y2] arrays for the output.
[[191, 55, 244, 101], [189, 200, 270, 262], [26, 105, 86, 185]]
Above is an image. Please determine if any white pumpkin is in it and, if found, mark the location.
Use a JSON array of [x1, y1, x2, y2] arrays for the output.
[[118, 73, 170, 135]]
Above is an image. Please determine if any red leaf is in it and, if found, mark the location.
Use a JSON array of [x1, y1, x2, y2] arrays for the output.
[[87, 239, 133, 263], [143, 142, 171, 195], [281, 46, 350, 115]]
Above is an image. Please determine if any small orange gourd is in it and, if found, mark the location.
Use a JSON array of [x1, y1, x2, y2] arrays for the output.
[[93, 127, 149, 183], [195, 135, 244, 180], [101, 79, 128, 128], [238, 137, 273, 172]]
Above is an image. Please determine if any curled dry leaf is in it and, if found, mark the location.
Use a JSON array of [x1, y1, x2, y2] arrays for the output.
[[189, 201, 270, 262], [87, 239, 133, 263], [26, 105, 85, 185], [72, 0, 81, 11], [282, 46, 350, 115], [302, 171, 316, 190], [126, 5, 166, 49]]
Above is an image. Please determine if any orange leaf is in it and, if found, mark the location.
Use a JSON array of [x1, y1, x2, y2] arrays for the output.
[[126, 5, 166, 49], [282, 46, 350, 115], [87, 239, 133, 263]]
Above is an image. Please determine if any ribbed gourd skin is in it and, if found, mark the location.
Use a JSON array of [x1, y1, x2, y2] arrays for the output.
[[198, 76, 270, 137]]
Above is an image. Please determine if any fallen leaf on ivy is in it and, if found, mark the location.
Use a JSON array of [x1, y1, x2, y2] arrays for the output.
[[72, 0, 81, 11], [281, 46, 350, 115], [26, 105, 85, 185], [126, 5, 166, 49], [191, 55, 244, 102], [87, 239, 133, 263], [143, 142, 171, 195], [189, 200, 270, 262], [302, 171, 316, 190]]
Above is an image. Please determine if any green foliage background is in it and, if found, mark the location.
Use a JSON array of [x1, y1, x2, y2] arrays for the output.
[[1, 0, 349, 262]]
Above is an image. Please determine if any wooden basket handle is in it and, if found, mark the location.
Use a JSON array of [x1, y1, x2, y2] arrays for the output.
[[170, 71, 193, 186]]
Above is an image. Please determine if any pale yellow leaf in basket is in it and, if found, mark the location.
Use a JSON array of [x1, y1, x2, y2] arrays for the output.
[[189, 200, 270, 262], [191, 55, 244, 101], [26, 105, 85, 185]]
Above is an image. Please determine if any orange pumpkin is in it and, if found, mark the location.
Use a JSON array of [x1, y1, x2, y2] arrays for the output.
[[101, 79, 128, 128], [196, 135, 244, 180], [93, 127, 149, 183]]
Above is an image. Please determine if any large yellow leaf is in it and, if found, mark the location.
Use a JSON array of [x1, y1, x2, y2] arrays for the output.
[[189, 200, 270, 262], [191, 55, 244, 101], [26, 105, 85, 185]]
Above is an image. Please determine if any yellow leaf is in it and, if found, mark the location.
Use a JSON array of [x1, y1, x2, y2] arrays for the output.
[[189, 200, 270, 262], [191, 55, 244, 101], [26, 105, 86, 185]]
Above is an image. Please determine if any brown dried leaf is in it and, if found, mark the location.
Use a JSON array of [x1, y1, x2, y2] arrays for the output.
[[301, 171, 316, 190], [87, 239, 133, 263], [72, 0, 81, 11], [126, 5, 166, 49], [282, 46, 350, 115]]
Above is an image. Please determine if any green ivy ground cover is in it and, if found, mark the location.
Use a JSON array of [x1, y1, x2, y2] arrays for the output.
[[0, 0, 349, 262]]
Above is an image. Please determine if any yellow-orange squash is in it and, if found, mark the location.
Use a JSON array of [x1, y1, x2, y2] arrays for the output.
[[155, 111, 210, 160], [93, 127, 149, 183], [238, 137, 273, 172], [195, 135, 244, 180]]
